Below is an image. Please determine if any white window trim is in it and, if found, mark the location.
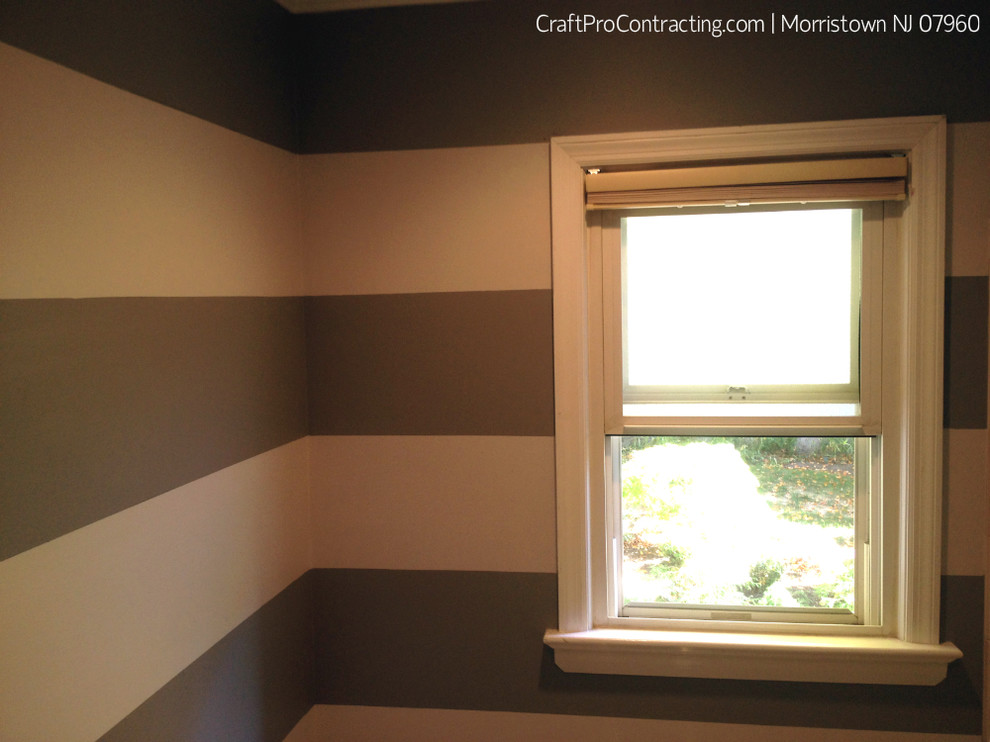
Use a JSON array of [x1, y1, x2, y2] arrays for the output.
[[543, 116, 962, 685]]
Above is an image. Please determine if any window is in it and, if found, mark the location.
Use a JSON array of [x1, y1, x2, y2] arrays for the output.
[[603, 202, 880, 629], [543, 117, 961, 685], [613, 204, 869, 412], [611, 435, 876, 628]]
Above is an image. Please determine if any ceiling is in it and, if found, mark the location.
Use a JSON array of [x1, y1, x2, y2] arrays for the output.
[[274, 0, 475, 12]]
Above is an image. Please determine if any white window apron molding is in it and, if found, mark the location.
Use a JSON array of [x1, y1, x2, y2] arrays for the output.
[[543, 116, 962, 685]]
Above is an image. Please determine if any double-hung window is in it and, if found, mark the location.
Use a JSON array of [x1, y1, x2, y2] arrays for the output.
[[544, 117, 962, 685], [602, 200, 880, 629]]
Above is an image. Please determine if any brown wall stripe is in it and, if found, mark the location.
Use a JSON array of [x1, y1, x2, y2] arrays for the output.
[[313, 569, 983, 735], [5, 279, 981, 558], [0, 297, 309, 560], [44, 568, 979, 739], [945, 276, 989, 429], [293, 0, 990, 153], [306, 290, 555, 437], [97, 571, 315, 742]]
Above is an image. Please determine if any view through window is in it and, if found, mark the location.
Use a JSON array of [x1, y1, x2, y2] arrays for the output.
[[614, 435, 869, 622]]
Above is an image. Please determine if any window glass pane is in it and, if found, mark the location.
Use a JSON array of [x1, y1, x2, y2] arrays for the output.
[[618, 436, 860, 612], [623, 208, 858, 390]]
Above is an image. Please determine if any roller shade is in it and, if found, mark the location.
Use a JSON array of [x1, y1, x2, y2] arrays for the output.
[[585, 156, 907, 209]]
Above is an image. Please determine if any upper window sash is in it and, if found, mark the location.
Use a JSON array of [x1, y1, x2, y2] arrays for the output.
[[598, 201, 883, 436]]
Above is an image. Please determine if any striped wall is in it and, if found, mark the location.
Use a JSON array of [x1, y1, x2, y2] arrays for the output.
[[294, 133, 988, 739], [2, 1, 989, 740], [0, 40, 312, 742], [0, 0, 297, 150]]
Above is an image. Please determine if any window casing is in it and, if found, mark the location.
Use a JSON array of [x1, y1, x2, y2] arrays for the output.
[[543, 116, 961, 685]]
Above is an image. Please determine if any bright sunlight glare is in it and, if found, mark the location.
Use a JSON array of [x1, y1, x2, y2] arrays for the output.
[[624, 208, 856, 387]]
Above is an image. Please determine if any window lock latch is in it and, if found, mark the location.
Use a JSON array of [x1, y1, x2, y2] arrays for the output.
[[727, 386, 750, 400]]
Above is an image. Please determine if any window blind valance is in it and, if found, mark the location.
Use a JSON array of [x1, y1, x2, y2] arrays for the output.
[[585, 156, 907, 209]]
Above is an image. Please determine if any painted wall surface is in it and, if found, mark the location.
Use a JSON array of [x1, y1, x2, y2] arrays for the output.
[[293, 0, 990, 153], [2, 0, 989, 741], [284, 706, 983, 742], [0, 37, 311, 742], [300, 145, 551, 295], [0, 0, 297, 150]]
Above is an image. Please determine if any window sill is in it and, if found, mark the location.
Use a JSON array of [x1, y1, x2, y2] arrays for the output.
[[544, 628, 961, 685]]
